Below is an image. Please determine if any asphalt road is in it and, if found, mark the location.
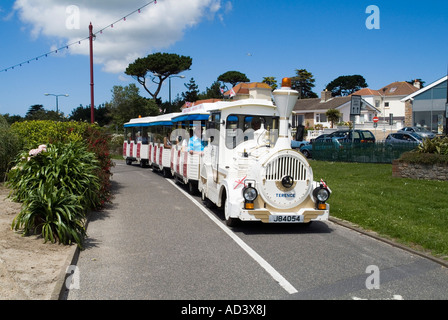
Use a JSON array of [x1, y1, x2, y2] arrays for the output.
[[65, 160, 448, 301]]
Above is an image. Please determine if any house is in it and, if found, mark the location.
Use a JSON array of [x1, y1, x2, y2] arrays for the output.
[[292, 90, 379, 129], [401, 75, 448, 133], [223, 82, 272, 100], [352, 80, 420, 126]]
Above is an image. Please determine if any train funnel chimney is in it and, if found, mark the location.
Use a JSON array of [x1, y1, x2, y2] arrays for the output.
[[272, 78, 299, 146]]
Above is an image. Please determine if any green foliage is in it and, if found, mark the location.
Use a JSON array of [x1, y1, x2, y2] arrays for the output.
[[125, 52, 192, 100], [8, 142, 100, 247], [291, 69, 318, 99], [326, 74, 368, 97], [398, 136, 448, 165], [106, 84, 159, 128], [218, 71, 250, 88], [10, 120, 86, 150], [417, 136, 448, 155], [262, 77, 278, 91], [0, 115, 21, 181], [9, 120, 114, 209], [325, 109, 341, 128], [182, 77, 200, 102]]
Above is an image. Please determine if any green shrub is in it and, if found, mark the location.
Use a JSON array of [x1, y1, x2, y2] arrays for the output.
[[417, 136, 448, 155], [10, 120, 113, 209], [7, 142, 100, 247], [398, 136, 448, 166], [12, 182, 86, 246], [0, 116, 21, 181]]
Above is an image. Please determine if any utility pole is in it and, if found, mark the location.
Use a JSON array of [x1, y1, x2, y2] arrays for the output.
[[445, 66, 448, 135], [89, 23, 95, 123]]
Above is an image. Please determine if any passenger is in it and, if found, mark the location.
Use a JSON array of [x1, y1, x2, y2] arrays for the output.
[[188, 125, 205, 156], [163, 133, 171, 149]]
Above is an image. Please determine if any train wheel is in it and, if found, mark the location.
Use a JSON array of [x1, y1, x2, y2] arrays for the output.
[[202, 189, 214, 208], [188, 181, 198, 195], [162, 168, 172, 178], [223, 193, 239, 227]]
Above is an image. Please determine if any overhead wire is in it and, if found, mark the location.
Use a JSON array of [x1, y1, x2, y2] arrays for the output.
[[0, 0, 158, 73]]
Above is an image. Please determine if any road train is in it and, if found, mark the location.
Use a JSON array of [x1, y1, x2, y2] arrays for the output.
[[123, 78, 330, 226]]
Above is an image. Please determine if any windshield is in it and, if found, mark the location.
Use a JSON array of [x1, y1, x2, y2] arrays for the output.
[[225, 114, 279, 149]]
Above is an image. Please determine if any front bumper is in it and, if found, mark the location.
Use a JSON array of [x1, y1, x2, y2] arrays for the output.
[[238, 206, 330, 223]]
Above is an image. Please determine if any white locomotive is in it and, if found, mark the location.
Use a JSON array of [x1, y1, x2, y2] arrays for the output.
[[124, 78, 330, 226]]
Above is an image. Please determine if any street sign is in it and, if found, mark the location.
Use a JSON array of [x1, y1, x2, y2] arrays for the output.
[[373, 116, 379, 123], [350, 95, 361, 115]]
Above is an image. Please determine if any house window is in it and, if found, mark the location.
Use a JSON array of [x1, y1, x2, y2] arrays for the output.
[[384, 102, 390, 108], [316, 113, 327, 123]]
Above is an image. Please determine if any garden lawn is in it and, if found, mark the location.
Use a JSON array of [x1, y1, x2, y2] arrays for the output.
[[310, 160, 448, 260]]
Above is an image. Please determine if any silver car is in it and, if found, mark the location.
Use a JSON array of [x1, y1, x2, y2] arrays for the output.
[[398, 126, 436, 139], [385, 132, 423, 147]]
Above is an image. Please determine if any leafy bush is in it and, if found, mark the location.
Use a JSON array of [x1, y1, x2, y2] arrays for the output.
[[0, 115, 21, 181], [10, 120, 113, 208], [7, 142, 100, 247], [417, 136, 448, 155], [398, 136, 448, 165]]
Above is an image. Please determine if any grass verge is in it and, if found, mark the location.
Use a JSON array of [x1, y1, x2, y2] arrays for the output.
[[310, 160, 448, 260]]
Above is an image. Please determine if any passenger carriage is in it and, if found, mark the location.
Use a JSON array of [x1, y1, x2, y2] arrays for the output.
[[170, 102, 228, 193], [146, 113, 180, 176], [123, 116, 155, 166]]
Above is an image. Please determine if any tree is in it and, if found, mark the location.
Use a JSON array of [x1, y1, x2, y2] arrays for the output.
[[69, 104, 111, 126], [262, 77, 277, 91], [25, 104, 45, 118], [291, 69, 318, 99], [217, 71, 249, 89], [406, 78, 425, 88], [182, 78, 200, 103], [106, 84, 159, 128], [325, 109, 341, 128], [125, 52, 192, 102], [326, 75, 368, 97], [198, 81, 224, 100], [25, 105, 65, 121]]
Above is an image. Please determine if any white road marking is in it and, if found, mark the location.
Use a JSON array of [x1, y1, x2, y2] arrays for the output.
[[166, 179, 299, 295]]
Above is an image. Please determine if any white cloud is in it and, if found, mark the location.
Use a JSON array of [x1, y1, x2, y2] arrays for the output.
[[13, 0, 229, 73]]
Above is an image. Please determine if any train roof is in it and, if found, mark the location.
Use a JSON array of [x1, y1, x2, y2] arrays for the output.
[[124, 113, 181, 127], [171, 101, 230, 122], [123, 116, 156, 127]]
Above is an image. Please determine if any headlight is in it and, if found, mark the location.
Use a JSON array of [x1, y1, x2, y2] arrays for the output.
[[313, 186, 330, 202], [243, 186, 258, 202]]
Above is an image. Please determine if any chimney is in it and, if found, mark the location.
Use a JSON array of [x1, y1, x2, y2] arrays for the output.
[[413, 79, 421, 89], [272, 78, 299, 148], [321, 89, 332, 102]]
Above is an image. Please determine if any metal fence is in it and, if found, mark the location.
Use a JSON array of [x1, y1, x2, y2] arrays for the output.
[[311, 141, 419, 163]]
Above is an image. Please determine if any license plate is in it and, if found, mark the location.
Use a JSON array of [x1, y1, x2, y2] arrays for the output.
[[269, 215, 304, 223]]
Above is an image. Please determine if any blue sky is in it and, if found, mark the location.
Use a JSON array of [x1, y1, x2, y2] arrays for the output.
[[1, 0, 447, 117]]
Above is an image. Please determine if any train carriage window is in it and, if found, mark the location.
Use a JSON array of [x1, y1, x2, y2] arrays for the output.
[[141, 127, 149, 144]]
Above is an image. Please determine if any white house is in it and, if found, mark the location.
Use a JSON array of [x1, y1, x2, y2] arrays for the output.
[[352, 80, 420, 126], [292, 90, 379, 129]]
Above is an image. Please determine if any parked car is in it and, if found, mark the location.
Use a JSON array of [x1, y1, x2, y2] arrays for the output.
[[398, 126, 436, 139], [299, 130, 375, 159], [299, 134, 331, 158], [291, 139, 309, 149], [327, 129, 376, 143], [385, 132, 423, 147]]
